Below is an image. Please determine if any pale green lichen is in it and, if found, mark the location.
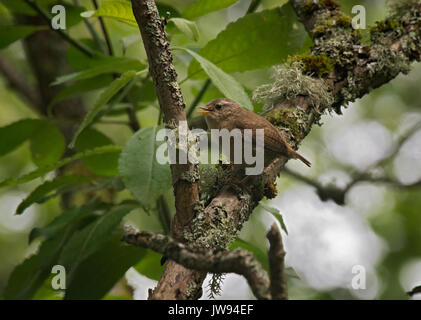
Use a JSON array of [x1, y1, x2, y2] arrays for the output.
[[253, 62, 334, 113], [184, 194, 252, 251]]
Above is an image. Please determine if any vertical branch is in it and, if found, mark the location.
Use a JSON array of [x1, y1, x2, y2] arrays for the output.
[[130, 0, 199, 240], [267, 223, 287, 300], [130, 0, 203, 300]]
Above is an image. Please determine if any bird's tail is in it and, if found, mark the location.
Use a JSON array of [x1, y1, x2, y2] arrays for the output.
[[288, 148, 311, 167]]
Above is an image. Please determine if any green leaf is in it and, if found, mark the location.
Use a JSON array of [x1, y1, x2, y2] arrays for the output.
[[119, 126, 172, 208], [70, 71, 138, 148], [75, 128, 120, 176], [168, 18, 199, 41], [133, 249, 165, 280], [53, 57, 142, 85], [29, 121, 66, 167], [81, 0, 137, 26], [0, 119, 65, 167], [49, 75, 114, 109], [188, 4, 311, 77], [17, 175, 91, 215], [0, 119, 40, 157], [0, 0, 55, 15], [0, 145, 122, 188], [65, 5, 86, 28], [64, 232, 144, 300], [179, 47, 253, 110], [261, 203, 288, 235], [3, 227, 71, 299], [29, 204, 99, 243], [230, 238, 269, 272], [58, 205, 136, 283], [182, 0, 239, 20], [0, 25, 45, 49]]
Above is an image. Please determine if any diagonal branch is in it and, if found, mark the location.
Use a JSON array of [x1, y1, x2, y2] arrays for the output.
[[0, 57, 41, 110]]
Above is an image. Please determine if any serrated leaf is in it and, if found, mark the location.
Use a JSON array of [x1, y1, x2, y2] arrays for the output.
[[70, 71, 139, 148], [179, 47, 253, 110], [188, 4, 311, 77], [0, 145, 122, 188], [81, 0, 137, 26], [261, 203, 288, 235], [168, 17, 199, 41], [17, 175, 91, 215], [64, 232, 144, 300], [29, 204, 99, 243], [0, 25, 46, 49], [119, 126, 172, 208], [182, 0, 239, 20], [58, 205, 136, 283], [53, 57, 142, 85]]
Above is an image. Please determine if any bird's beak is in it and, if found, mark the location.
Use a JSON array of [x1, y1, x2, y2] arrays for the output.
[[197, 106, 212, 114]]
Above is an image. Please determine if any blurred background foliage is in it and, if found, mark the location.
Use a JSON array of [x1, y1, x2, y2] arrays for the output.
[[0, 0, 420, 300]]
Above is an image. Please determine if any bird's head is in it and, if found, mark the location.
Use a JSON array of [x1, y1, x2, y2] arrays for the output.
[[197, 98, 241, 124]]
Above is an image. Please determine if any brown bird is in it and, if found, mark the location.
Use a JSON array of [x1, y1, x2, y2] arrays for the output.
[[198, 98, 311, 168]]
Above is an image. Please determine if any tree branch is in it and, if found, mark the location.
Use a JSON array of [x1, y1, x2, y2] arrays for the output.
[[123, 227, 271, 300], [0, 57, 41, 110], [283, 120, 421, 205], [23, 0, 94, 57], [267, 223, 287, 300], [130, 0, 202, 299], [130, 0, 199, 239]]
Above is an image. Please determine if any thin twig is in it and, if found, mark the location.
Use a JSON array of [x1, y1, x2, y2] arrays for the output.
[[92, 0, 114, 56], [73, 0, 103, 51], [283, 120, 421, 205], [24, 0, 94, 57]]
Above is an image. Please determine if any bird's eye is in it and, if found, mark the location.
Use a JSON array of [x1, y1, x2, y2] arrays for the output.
[[215, 104, 222, 110]]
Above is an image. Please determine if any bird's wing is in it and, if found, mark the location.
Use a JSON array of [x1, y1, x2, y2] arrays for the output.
[[233, 115, 283, 154]]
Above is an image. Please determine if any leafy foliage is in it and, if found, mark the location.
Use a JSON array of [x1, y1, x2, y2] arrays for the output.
[[180, 48, 253, 110], [188, 4, 311, 77], [118, 126, 172, 209], [182, 0, 239, 20]]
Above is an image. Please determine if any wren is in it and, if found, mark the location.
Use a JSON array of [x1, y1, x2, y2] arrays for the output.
[[198, 98, 311, 168]]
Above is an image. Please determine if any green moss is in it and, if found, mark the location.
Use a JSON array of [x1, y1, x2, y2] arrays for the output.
[[371, 18, 403, 33], [313, 11, 352, 38], [290, 54, 334, 77], [266, 108, 309, 143], [301, 0, 340, 16]]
